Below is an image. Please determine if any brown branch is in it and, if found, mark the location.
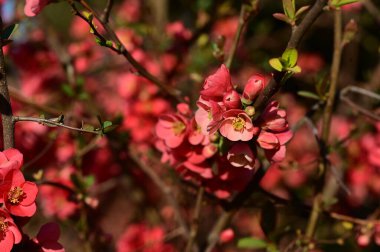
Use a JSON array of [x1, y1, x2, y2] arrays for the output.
[[13, 116, 103, 135], [224, 1, 259, 69], [205, 1, 328, 251], [0, 17, 14, 149], [70, 0, 183, 102], [253, 0, 328, 117], [340, 86, 380, 121], [101, 0, 114, 24], [129, 149, 189, 238], [185, 187, 204, 252], [305, 8, 343, 241]]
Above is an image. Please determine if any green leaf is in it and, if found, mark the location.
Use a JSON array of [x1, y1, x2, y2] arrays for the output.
[[287, 65, 301, 73], [1, 24, 18, 40], [103, 124, 118, 133], [103, 121, 113, 128], [333, 0, 359, 7], [84, 175, 95, 188], [283, 0, 295, 20], [105, 40, 113, 47], [297, 91, 320, 100], [237, 237, 268, 249], [281, 48, 298, 67], [61, 84, 75, 97], [82, 124, 95, 131], [269, 58, 283, 72]]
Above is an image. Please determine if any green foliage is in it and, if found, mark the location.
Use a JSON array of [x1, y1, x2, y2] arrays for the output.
[[237, 237, 268, 249], [269, 48, 301, 74], [1, 24, 18, 40], [330, 0, 359, 8]]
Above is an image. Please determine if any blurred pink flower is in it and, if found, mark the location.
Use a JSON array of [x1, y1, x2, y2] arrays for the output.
[[24, 0, 50, 17], [0, 209, 22, 252], [33, 223, 65, 252]]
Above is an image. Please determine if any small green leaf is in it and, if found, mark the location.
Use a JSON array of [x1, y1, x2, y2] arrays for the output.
[[1, 24, 18, 40], [103, 121, 113, 128], [82, 124, 95, 131], [332, 0, 358, 7], [237, 237, 268, 249], [61, 84, 75, 97], [105, 40, 113, 47], [103, 124, 118, 133], [82, 11, 93, 22], [84, 175, 95, 188], [281, 48, 298, 67], [283, 0, 295, 20], [298, 91, 320, 100], [269, 58, 283, 72], [287, 65, 301, 73]]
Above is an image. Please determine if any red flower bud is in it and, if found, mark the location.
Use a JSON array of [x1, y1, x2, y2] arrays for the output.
[[242, 74, 264, 104]]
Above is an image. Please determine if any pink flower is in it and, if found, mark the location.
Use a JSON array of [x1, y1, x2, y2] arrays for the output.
[[156, 113, 188, 148], [200, 64, 233, 101], [227, 143, 256, 170], [117, 224, 176, 252], [33, 223, 65, 252], [223, 90, 241, 109], [219, 228, 235, 243], [242, 74, 264, 104], [0, 209, 22, 252], [0, 148, 23, 170], [195, 99, 225, 135], [219, 109, 259, 141], [24, 0, 50, 17], [0, 168, 38, 217], [258, 101, 293, 162]]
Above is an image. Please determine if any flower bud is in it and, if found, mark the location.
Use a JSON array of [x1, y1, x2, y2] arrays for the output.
[[242, 74, 264, 104], [245, 106, 255, 116], [223, 90, 241, 109]]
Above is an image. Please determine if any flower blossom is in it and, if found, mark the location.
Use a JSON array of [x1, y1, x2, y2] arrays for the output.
[[24, 0, 51, 17], [0, 209, 22, 252]]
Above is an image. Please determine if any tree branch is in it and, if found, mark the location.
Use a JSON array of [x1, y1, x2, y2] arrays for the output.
[[101, 0, 114, 24], [0, 16, 14, 149]]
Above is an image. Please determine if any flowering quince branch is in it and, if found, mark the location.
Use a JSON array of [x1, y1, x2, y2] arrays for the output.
[[362, 0, 380, 25], [12, 115, 105, 135], [252, 0, 329, 120], [68, 0, 183, 102], [0, 17, 14, 150]]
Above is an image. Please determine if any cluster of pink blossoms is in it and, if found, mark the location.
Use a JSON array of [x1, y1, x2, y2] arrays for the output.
[[0, 149, 64, 251], [156, 65, 292, 198]]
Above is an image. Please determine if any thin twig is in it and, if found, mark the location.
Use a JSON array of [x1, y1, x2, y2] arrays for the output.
[[70, 0, 183, 102], [129, 149, 189, 238], [305, 8, 343, 241], [101, 0, 114, 24], [340, 86, 380, 121], [224, 1, 259, 69], [185, 187, 204, 252], [13, 116, 103, 135], [8, 86, 62, 116], [253, 0, 328, 118], [0, 17, 14, 149]]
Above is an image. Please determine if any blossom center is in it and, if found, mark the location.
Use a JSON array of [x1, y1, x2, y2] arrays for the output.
[[172, 121, 186, 135], [0, 217, 8, 234], [232, 117, 245, 131], [8, 186, 25, 205]]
